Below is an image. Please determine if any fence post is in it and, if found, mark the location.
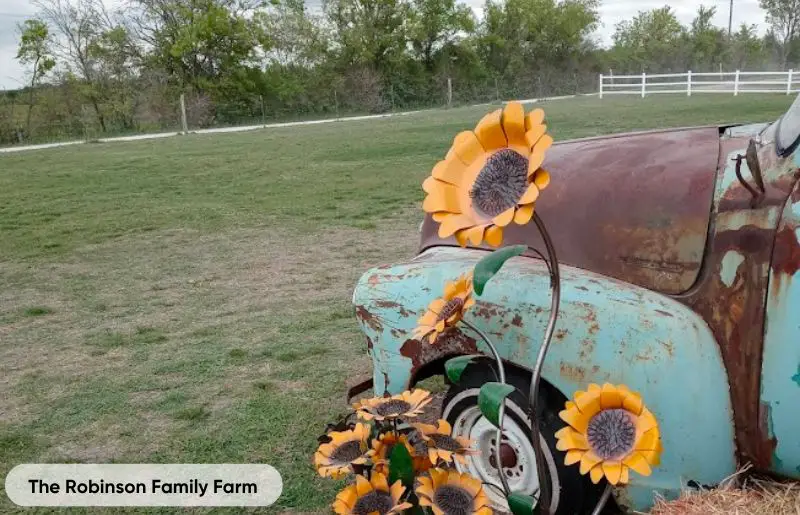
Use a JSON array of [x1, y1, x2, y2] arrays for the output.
[[180, 93, 188, 134], [334, 90, 339, 119], [494, 77, 500, 101], [734, 70, 740, 96], [687, 70, 692, 96], [260, 95, 265, 127], [788, 69, 794, 95], [598, 74, 604, 99], [641, 72, 646, 98], [447, 77, 452, 108]]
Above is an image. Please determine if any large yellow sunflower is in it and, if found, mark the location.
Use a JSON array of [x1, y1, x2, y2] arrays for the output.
[[416, 468, 492, 515], [333, 473, 412, 515], [555, 383, 663, 485], [422, 101, 553, 248], [314, 423, 371, 479], [354, 389, 433, 421], [414, 419, 477, 465], [369, 432, 417, 475], [412, 272, 475, 345]]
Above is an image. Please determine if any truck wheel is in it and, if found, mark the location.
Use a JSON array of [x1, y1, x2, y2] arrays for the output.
[[441, 365, 605, 514]]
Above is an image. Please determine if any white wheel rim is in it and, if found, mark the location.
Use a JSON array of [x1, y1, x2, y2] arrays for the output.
[[443, 388, 561, 512]]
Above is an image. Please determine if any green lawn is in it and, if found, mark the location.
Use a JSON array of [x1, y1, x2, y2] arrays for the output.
[[0, 95, 794, 514]]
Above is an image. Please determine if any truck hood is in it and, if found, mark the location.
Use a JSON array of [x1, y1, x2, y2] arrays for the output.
[[420, 125, 729, 294]]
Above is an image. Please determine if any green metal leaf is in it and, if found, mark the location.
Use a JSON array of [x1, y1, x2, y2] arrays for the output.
[[507, 492, 539, 515], [387, 441, 414, 488], [478, 382, 515, 428], [444, 355, 480, 384], [473, 245, 526, 296]]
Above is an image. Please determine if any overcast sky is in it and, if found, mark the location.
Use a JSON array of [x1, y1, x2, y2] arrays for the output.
[[0, 0, 769, 89]]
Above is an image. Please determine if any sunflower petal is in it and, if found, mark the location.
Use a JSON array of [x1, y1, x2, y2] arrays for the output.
[[355, 475, 372, 496], [589, 464, 605, 484], [474, 109, 507, 150], [639, 448, 661, 466], [454, 228, 469, 247], [371, 472, 389, 492], [431, 159, 466, 186], [519, 184, 539, 205], [565, 449, 584, 465], [636, 427, 660, 451], [428, 298, 446, 314], [624, 451, 653, 476], [502, 102, 527, 149], [559, 406, 591, 433], [527, 149, 546, 176], [636, 408, 658, 435], [484, 225, 503, 247], [555, 429, 589, 451], [423, 185, 461, 214], [603, 461, 623, 485], [620, 465, 630, 485], [525, 108, 545, 130], [514, 204, 534, 224], [525, 124, 547, 150], [533, 169, 551, 190], [437, 419, 452, 433], [533, 134, 554, 153], [493, 207, 516, 227], [622, 391, 644, 416], [579, 450, 602, 475], [418, 496, 432, 507], [575, 389, 602, 418], [432, 212, 449, 222], [463, 224, 486, 245], [451, 131, 485, 166], [600, 383, 624, 409]]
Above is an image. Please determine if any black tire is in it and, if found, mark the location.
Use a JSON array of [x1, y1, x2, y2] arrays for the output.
[[441, 363, 606, 515]]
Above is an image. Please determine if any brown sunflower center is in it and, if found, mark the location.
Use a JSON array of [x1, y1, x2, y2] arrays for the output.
[[587, 408, 636, 460], [469, 149, 529, 217], [434, 485, 474, 515], [429, 434, 462, 451], [352, 490, 394, 515], [375, 399, 412, 417], [436, 298, 464, 322], [329, 440, 364, 463]]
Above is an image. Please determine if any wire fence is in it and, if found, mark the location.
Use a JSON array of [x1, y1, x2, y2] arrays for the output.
[[0, 71, 600, 148], [599, 69, 800, 97]]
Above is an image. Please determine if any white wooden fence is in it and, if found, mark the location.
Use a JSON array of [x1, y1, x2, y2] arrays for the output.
[[599, 70, 800, 98]]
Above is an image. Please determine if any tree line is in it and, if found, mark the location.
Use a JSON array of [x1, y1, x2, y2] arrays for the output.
[[2, 0, 799, 144]]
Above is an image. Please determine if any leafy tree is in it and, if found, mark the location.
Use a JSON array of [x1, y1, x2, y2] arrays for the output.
[[324, 0, 410, 73], [759, 0, 800, 68], [610, 6, 686, 72], [407, 0, 475, 71], [687, 5, 726, 71], [34, 0, 110, 130], [730, 24, 765, 70], [16, 18, 56, 137]]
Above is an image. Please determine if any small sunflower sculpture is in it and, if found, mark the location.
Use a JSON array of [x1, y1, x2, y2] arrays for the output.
[[416, 468, 492, 515], [412, 272, 475, 344], [315, 422, 372, 479], [368, 432, 417, 475], [422, 101, 553, 247], [555, 383, 662, 485], [354, 389, 433, 421], [333, 473, 412, 515], [414, 419, 477, 465]]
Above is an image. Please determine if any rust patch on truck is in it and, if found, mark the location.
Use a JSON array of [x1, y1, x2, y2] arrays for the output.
[[355, 305, 383, 333], [399, 329, 478, 370], [771, 225, 800, 277]]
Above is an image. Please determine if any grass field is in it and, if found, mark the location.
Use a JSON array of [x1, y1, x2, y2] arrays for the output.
[[0, 95, 795, 514]]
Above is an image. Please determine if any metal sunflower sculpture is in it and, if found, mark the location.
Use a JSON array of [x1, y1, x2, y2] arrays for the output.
[[422, 101, 552, 247], [555, 383, 662, 486], [318, 105, 664, 515], [412, 272, 475, 344]]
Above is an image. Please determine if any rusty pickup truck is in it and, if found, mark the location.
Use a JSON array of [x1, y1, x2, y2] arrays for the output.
[[351, 93, 800, 514]]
